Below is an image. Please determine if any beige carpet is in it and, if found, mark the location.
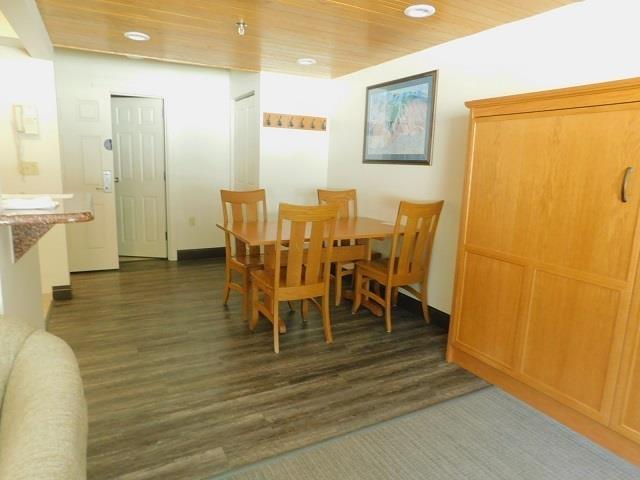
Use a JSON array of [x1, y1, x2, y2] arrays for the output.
[[216, 387, 640, 480]]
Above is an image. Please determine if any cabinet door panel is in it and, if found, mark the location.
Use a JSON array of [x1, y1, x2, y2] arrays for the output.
[[455, 253, 525, 370], [521, 271, 621, 420], [613, 308, 640, 442], [467, 104, 640, 281], [618, 350, 640, 441]]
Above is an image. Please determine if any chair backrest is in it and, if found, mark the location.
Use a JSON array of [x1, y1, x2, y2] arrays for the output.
[[388, 200, 444, 284], [220, 189, 267, 258], [317, 189, 357, 219], [274, 203, 338, 290]]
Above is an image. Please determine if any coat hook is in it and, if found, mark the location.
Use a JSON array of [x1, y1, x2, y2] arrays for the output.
[[265, 114, 271, 126], [322, 119, 326, 130], [311, 118, 316, 129], [299, 117, 305, 128], [277, 115, 283, 127], [288, 116, 294, 128]]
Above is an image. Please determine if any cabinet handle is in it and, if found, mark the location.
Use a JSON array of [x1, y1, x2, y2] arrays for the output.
[[622, 166, 635, 203]]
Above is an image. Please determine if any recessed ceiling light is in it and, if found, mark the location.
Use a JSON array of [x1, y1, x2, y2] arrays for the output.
[[404, 4, 436, 18], [124, 31, 151, 42], [297, 58, 317, 66]]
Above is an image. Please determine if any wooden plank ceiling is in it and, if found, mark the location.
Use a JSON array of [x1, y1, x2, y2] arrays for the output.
[[36, 0, 574, 78]]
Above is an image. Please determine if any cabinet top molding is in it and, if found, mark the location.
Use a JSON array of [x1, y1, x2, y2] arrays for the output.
[[466, 76, 640, 117]]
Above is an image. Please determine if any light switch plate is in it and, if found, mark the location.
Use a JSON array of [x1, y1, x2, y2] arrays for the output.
[[19, 162, 39, 176]]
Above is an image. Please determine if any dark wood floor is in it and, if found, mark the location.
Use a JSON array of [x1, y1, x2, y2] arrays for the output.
[[49, 259, 486, 480]]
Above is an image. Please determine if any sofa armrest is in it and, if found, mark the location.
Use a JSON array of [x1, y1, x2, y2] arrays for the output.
[[0, 330, 87, 480]]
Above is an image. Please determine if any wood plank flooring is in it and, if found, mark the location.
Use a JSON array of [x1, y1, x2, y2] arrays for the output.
[[49, 259, 486, 480]]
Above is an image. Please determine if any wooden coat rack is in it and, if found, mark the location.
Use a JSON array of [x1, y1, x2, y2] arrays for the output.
[[263, 112, 327, 131]]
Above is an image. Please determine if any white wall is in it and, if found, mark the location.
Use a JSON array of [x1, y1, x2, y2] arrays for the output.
[[259, 72, 330, 210], [229, 70, 332, 212], [0, 227, 43, 328], [0, 10, 17, 39], [0, 45, 69, 295], [328, 0, 640, 314], [54, 49, 231, 256]]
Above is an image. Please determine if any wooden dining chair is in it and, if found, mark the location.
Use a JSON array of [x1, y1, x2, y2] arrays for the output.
[[352, 200, 444, 333], [220, 189, 267, 316], [317, 189, 357, 306], [249, 203, 338, 353]]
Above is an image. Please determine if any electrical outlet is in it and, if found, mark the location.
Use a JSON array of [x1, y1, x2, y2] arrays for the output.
[[188, 217, 196, 226], [19, 162, 39, 176]]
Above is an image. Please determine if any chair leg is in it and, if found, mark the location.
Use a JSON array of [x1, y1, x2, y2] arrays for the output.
[[301, 299, 309, 320], [420, 283, 431, 324], [335, 262, 343, 306], [249, 283, 259, 331], [242, 270, 251, 318], [352, 268, 363, 314], [273, 300, 280, 354], [287, 301, 295, 311], [384, 284, 393, 333], [392, 287, 399, 307], [322, 294, 333, 344], [222, 267, 231, 305]]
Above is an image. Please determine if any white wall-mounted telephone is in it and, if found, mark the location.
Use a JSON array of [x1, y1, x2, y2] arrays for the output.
[[12, 104, 40, 135]]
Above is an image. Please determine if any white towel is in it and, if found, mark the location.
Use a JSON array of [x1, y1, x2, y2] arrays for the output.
[[1, 196, 59, 211]]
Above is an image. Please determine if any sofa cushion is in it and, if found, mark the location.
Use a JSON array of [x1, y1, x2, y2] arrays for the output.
[[0, 329, 87, 480], [0, 317, 36, 408]]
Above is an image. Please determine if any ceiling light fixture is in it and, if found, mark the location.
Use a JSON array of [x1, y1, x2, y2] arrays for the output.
[[236, 21, 247, 36], [297, 58, 317, 66], [123, 31, 150, 41], [403, 4, 436, 18]]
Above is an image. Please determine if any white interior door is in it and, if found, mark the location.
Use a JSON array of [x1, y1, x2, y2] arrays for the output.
[[58, 88, 119, 272], [111, 96, 167, 258], [233, 94, 259, 190]]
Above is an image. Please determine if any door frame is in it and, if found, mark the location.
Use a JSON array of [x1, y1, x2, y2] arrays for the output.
[[109, 91, 172, 260]]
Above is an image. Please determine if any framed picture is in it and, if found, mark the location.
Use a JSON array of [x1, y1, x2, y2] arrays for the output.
[[363, 70, 437, 165]]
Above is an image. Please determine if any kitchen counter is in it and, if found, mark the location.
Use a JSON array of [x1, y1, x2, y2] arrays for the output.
[[0, 194, 93, 261]]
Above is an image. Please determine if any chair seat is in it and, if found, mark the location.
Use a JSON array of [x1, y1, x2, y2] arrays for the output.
[[357, 258, 425, 287], [355, 258, 391, 282], [252, 268, 325, 300], [230, 254, 264, 269], [251, 267, 285, 291]]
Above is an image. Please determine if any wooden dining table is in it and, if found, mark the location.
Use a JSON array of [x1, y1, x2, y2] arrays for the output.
[[217, 216, 397, 328]]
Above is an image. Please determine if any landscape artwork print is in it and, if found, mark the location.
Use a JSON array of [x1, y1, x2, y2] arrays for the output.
[[363, 71, 437, 165]]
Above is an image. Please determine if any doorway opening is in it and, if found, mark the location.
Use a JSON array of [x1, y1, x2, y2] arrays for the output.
[[110, 95, 168, 262]]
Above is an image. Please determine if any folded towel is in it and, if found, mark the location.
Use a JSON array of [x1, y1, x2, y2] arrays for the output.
[[1, 196, 59, 211]]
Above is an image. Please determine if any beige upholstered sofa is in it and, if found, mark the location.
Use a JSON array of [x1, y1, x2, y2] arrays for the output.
[[0, 317, 87, 479]]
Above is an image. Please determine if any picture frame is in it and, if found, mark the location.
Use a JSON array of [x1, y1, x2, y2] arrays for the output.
[[362, 70, 438, 165]]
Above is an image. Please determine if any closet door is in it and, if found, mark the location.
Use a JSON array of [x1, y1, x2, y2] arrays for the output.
[[452, 102, 640, 423]]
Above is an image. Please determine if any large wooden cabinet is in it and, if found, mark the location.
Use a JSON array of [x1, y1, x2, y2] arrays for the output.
[[448, 78, 640, 464]]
